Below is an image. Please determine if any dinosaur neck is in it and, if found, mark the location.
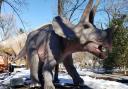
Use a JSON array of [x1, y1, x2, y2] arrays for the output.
[[62, 39, 84, 55]]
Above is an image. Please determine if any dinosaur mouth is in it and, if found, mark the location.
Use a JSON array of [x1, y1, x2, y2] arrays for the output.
[[86, 42, 108, 59], [84, 42, 108, 59], [98, 45, 107, 52], [95, 45, 108, 59]]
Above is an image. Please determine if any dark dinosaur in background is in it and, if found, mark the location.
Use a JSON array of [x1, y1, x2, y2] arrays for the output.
[[15, 0, 112, 89]]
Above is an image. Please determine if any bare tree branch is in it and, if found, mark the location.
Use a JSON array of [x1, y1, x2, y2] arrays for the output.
[[69, 0, 86, 21], [62, 0, 86, 21], [0, 14, 17, 40], [3, 0, 25, 29]]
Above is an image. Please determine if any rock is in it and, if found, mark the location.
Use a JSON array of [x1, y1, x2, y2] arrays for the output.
[[10, 78, 24, 87]]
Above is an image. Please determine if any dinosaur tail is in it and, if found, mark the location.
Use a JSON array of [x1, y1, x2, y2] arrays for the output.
[[14, 45, 27, 61]]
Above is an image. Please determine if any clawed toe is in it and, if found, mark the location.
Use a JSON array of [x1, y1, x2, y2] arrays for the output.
[[30, 83, 41, 89]]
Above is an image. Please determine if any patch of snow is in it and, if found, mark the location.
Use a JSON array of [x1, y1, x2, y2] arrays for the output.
[[58, 73, 73, 84], [58, 71, 128, 89], [1, 68, 30, 86], [0, 68, 128, 89], [82, 76, 128, 89]]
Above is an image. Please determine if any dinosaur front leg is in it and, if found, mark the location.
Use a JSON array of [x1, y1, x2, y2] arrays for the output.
[[43, 59, 56, 89], [28, 50, 41, 88], [53, 64, 59, 83], [63, 55, 84, 85]]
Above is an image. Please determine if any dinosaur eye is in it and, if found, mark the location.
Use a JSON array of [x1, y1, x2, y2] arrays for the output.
[[83, 24, 90, 28]]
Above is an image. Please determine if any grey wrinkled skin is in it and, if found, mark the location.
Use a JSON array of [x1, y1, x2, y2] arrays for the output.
[[15, 0, 112, 89]]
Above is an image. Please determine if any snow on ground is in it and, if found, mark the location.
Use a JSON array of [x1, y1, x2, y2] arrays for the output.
[[0, 68, 128, 89], [82, 76, 128, 89], [0, 68, 30, 86], [58, 73, 128, 89]]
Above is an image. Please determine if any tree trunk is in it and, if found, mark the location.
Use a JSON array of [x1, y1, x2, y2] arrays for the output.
[[123, 65, 127, 75], [0, 0, 2, 14], [58, 0, 63, 16]]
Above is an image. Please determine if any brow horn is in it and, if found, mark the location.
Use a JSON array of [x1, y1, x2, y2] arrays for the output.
[[89, 0, 100, 23], [80, 0, 93, 23]]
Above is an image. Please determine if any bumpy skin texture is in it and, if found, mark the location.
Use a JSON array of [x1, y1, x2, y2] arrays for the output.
[[28, 24, 82, 83], [16, 0, 112, 89], [16, 17, 112, 89], [24, 24, 84, 89], [19, 22, 111, 89]]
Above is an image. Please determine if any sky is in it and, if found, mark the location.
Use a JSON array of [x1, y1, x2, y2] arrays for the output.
[[1, 0, 108, 32]]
